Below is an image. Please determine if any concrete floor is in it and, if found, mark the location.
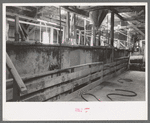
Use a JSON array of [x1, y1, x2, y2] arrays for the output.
[[70, 70, 145, 102]]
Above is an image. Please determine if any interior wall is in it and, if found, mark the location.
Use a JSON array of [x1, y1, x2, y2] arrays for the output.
[[6, 41, 129, 79]]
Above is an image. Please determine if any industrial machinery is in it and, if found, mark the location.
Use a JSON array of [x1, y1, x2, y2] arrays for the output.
[[129, 40, 145, 71]]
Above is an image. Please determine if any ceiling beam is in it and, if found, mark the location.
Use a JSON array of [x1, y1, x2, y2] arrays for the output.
[[122, 13, 145, 37], [62, 6, 89, 17], [109, 8, 126, 21], [124, 16, 145, 21], [77, 6, 133, 12], [11, 6, 33, 12], [6, 12, 38, 22], [128, 22, 145, 37]]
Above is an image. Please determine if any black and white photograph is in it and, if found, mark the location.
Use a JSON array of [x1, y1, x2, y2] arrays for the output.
[[3, 2, 148, 120]]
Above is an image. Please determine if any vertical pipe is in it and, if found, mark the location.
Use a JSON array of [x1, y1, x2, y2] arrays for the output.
[[50, 27, 53, 44], [40, 22, 41, 42], [110, 11, 114, 46], [84, 19, 86, 45], [91, 26, 93, 46], [15, 15, 19, 41], [62, 27, 65, 43]]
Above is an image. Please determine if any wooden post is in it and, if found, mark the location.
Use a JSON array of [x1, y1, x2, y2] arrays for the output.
[[74, 14, 77, 43], [13, 80, 20, 101], [15, 15, 19, 41], [110, 11, 114, 46], [66, 12, 70, 41], [62, 27, 65, 44], [93, 25, 96, 46], [84, 19, 86, 45], [106, 47, 108, 63], [98, 31, 101, 46], [59, 6, 62, 69], [59, 6, 62, 45], [110, 12, 114, 62], [78, 30, 81, 45]]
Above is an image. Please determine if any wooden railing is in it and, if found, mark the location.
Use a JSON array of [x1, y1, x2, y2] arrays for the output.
[[6, 56, 129, 102]]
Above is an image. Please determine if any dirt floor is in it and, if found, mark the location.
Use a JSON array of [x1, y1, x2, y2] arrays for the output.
[[70, 70, 145, 102]]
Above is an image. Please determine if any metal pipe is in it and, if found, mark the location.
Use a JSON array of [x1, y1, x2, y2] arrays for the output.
[[7, 18, 63, 31]]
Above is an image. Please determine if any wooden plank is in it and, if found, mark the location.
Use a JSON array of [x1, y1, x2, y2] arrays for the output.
[[74, 65, 89, 72], [103, 62, 116, 69], [6, 53, 27, 94], [6, 62, 103, 89], [56, 77, 103, 101], [103, 72, 115, 81], [6, 67, 91, 101], [6, 63, 102, 101], [22, 74, 92, 101], [22, 68, 104, 102], [103, 69, 111, 75], [116, 60, 124, 65], [115, 67, 126, 76], [90, 71, 103, 80], [115, 56, 129, 61], [116, 63, 125, 70], [91, 64, 102, 73], [110, 66, 116, 72]]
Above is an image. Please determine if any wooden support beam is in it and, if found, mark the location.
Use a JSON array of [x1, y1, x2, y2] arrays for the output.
[[98, 31, 101, 46], [78, 30, 81, 45], [128, 22, 145, 37], [15, 15, 19, 41], [66, 12, 70, 41], [110, 8, 125, 21], [110, 11, 114, 46], [84, 19, 86, 45], [12, 6, 32, 12], [74, 14, 77, 41], [92, 25, 96, 46], [63, 6, 89, 17], [20, 24, 28, 35], [28, 26, 36, 35], [6, 12, 37, 22], [19, 24, 25, 41], [59, 6, 62, 45], [6, 53, 27, 95], [120, 13, 145, 37]]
